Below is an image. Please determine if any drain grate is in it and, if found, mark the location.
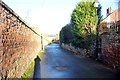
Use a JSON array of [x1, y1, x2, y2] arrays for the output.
[[55, 66, 68, 71]]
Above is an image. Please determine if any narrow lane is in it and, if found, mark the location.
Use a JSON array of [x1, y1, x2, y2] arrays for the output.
[[40, 43, 116, 78]]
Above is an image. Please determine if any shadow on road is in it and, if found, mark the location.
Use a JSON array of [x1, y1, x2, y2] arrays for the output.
[[33, 56, 41, 79]]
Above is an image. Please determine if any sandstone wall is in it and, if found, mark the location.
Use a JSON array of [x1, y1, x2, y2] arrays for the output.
[[101, 32, 120, 70], [61, 31, 120, 70], [0, 1, 41, 78], [61, 43, 90, 58]]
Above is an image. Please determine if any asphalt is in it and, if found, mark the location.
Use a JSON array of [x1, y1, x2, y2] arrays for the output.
[[36, 43, 117, 79]]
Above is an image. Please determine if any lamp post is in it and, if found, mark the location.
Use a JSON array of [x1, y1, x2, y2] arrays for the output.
[[41, 34, 43, 50], [94, 0, 99, 60]]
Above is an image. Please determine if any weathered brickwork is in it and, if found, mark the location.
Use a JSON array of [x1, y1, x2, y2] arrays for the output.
[[101, 32, 120, 70], [0, 1, 41, 78], [100, 8, 120, 70]]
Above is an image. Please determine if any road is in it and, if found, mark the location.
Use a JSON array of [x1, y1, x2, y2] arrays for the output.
[[40, 43, 117, 78]]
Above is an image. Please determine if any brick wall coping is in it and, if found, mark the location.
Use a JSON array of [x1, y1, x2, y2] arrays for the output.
[[0, 0, 40, 36]]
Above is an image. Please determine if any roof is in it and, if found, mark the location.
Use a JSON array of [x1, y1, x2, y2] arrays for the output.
[[101, 8, 120, 23]]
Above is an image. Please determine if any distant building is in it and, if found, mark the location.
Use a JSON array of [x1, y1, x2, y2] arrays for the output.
[[100, 7, 120, 33]]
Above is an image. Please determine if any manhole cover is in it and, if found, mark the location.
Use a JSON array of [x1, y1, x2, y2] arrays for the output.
[[55, 66, 68, 71]]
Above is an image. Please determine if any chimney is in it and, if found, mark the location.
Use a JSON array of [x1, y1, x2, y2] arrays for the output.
[[106, 7, 112, 16]]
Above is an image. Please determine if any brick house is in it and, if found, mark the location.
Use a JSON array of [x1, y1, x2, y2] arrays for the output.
[[100, 7, 120, 33]]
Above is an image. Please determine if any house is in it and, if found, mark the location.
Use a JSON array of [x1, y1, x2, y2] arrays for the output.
[[100, 7, 120, 33]]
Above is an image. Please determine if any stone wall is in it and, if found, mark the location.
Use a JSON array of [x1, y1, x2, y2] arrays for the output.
[[0, 1, 41, 78], [61, 32, 120, 70], [99, 7, 120, 70], [61, 43, 91, 58], [101, 32, 120, 70]]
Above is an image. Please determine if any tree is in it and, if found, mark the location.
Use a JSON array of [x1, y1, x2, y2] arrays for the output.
[[60, 24, 73, 44], [70, 0, 102, 48], [97, 4, 103, 25]]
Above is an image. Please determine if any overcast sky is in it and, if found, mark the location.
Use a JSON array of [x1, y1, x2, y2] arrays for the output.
[[3, 0, 119, 34]]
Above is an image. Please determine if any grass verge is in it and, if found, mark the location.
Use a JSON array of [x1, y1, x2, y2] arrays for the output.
[[21, 50, 45, 78]]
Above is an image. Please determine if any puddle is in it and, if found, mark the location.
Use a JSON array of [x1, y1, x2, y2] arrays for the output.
[[55, 66, 68, 71]]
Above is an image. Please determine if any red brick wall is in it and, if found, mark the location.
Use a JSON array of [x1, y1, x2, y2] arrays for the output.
[[0, 1, 41, 78]]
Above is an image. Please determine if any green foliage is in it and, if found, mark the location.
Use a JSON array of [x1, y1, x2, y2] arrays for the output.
[[70, 1, 97, 48], [60, 0, 102, 49], [97, 4, 103, 25], [21, 60, 35, 78], [60, 24, 73, 44], [60, 27, 65, 43]]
